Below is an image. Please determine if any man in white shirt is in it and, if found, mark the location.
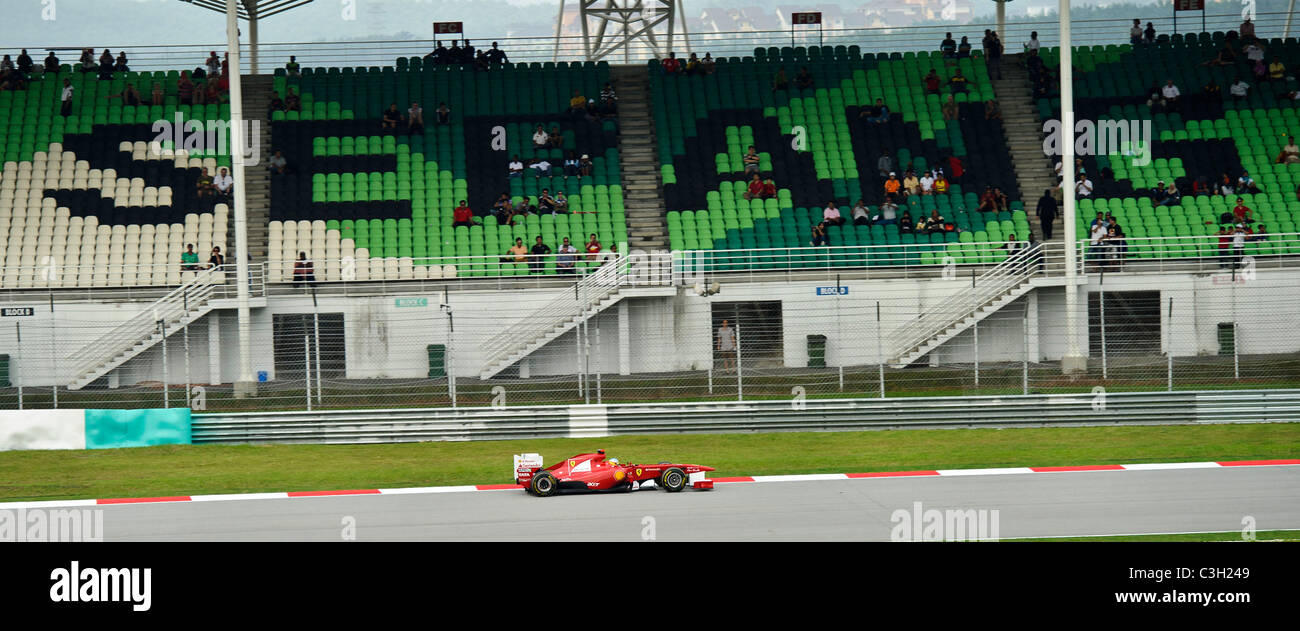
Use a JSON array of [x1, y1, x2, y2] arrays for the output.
[[61, 79, 74, 116], [852, 201, 870, 226], [508, 155, 524, 178], [213, 167, 234, 199], [822, 201, 845, 227], [1230, 78, 1250, 99], [532, 125, 549, 148], [920, 171, 936, 193], [1244, 43, 1265, 63], [1161, 79, 1181, 111], [1129, 19, 1142, 45], [1027, 32, 1040, 54], [530, 158, 552, 177], [1076, 176, 1093, 197]]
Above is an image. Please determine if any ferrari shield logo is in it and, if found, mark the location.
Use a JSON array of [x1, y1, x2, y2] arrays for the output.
[[635, 468, 642, 476], [569, 460, 576, 468]]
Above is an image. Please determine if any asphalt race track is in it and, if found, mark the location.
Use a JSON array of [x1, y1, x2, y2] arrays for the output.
[[89, 466, 1300, 541]]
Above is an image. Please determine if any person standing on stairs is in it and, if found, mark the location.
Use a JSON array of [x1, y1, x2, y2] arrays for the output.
[[1036, 189, 1057, 240]]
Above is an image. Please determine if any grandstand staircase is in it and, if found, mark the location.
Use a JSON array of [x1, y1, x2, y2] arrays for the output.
[[65, 267, 226, 390], [611, 65, 669, 252], [239, 74, 274, 262], [477, 255, 674, 379], [887, 252, 1041, 368], [991, 53, 1062, 246]]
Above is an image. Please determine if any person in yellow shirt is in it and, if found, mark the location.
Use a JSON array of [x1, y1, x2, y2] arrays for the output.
[[902, 170, 921, 196], [569, 90, 586, 115], [1268, 56, 1286, 82]]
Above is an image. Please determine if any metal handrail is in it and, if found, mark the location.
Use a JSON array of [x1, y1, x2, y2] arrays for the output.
[[888, 243, 1043, 362], [65, 265, 223, 382], [479, 254, 628, 372]]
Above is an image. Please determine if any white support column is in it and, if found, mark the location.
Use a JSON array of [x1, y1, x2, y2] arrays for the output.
[[247, 0, 259, 75], [996, 0, 1007, 42], [1059, 0, 1086, 374], [1287, 0, 1297, 39], [208, 314, 222, 385], [618, 299, 631, 375], [1027, 290, 1040, 362], [227, 0, 257, 396]]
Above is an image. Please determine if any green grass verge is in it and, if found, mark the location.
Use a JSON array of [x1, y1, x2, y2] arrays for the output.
[[0, 423, 1295, 502], [1005, 530, 1300, 542]]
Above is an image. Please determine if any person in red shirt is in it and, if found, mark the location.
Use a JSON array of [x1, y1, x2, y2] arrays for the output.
[[585, 233, 602, 260], [760, 178, 777, 199], [924, 69, 941, 94], [661, 52, 681, 76], [947, 155, 964, 178], [1232, 197, 1253, 223], [453, 200, 478, 227], [743, 173, 764, 200]]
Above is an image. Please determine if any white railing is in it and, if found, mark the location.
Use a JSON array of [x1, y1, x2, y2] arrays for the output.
[[1072, 231, 1300, 275], [0, 261, 266, 300], [65, 265, 224, 384], [6, 11, 1292, 72], [479, 253, 629, 373], [888, 244, 1045, 362]]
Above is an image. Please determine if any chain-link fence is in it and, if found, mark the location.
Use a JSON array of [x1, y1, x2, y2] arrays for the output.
[[2, 241, 1299, 411]]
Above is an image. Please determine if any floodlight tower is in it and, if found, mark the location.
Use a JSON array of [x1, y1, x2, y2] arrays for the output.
[[554, 0, 691, 62]]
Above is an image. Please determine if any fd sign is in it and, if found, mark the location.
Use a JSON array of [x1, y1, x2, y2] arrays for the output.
[[791, 12, 822, 24]]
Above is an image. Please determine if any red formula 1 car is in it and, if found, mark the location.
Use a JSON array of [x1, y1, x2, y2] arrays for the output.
[[515, 450, 715, 497]]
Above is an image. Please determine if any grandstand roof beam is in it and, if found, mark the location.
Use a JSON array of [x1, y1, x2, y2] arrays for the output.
[[573, 0, 685, 62], [180, 0, 314, 73]]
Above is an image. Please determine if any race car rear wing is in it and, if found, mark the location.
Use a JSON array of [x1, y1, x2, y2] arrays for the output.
[[514, 453, 544, 483]]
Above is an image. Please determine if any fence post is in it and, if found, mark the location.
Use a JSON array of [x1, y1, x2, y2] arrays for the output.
[[312, 287, 322, 405], [15, 322, 22, 410], [1022, 299, 1029, 396], [972, 269, 979, 391], [595, 326, 602, 404], [837, 273, 843, 392], [735, 316, 744, 402], [1100, 268, 1107, 379], [1167, 296, 1174, 392], [183, 288, 191, 409], [159, 318, 169, 409], [876, 301, 884, 398], [304, 333, 312, 411], [1233, 321, 1239, 380], [49, 291, 57, 409]]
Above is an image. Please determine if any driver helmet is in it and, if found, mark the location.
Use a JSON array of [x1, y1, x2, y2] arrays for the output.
[[607, 457, 620, 466]]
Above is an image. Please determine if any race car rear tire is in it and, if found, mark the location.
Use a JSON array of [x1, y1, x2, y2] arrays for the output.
[[660, 468, 687, 493], [530, 472, 558, 497]]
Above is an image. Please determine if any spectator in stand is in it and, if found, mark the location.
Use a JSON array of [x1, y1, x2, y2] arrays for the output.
[[1026, 31, 1041, 55], [490, 193, 511, 221], [178, 71, 194, 105], [701, 53, 716, 75], [44, 51, 60, 74], [98, 49, 113, 71], [452, 200, 478, 227], [585, 234, 602, 261], [205, 51, 221, 76], [530, 157, 553, 177], [204, 79, 222, 104], [1241, 18, 1257, 41], [78, 48, 95, 73], [106, 83, 142, 106], [285, 56, 300, 76], [743, 173, 764, 200], [554, 190, 570, 213], [292, 252, 315, 284], [983, 30, 1003, 80], [507, 238, 529, 265], [1233, 197, 1254, 224], [213, 167, 234, 201], [599, 82, 617, 116], [1238, 171, 1261, 194], [266, 93, 286, 117], [148, 82, 164, 106], [1160, 79, 1182, 113], [984, 99, 1001, 120], [920, 170, 936, 195], [4, 54, 21, 75], [822, 201, 845, 227], [934, 171, 950, 194], [957, 36, 972, 58], [884, 172, 901, 198], [1278, 136, 1300, 164], [924, 69, 941, 95], [1129, 19, 1143, 45], [661, 52, 681, 76], [760, 177, 777, 200], [942, 94, 959, 121], [1251, 224, 1269, 243], [1203, 77, 1221, 97], [538, 188, 558, 214], [513, 196, 534, 220], [181, 244, 201, 271], [902, 170, 921, 197], [772, 67, 789, 91], [268, 150, 288, 176], [529, 236, 551, 274], [505, 154, 525, 179], [852, 199, 871, 226], [381, 103, 402, 129], [579, 154, 594, 177], [810, 224, 829, 246], [862, 97, 890, 123], [407, 102, 425, 133], [949, 69, 972, 94], [208, 246, 226, 270], [794, 66, 814, 90], [563, 151, 580, 178], [684, 53, 701, 75], [941, 33, 958, 58], [743, 145, 760, 176], [1268, 56, 1286, 82], [556, 237, 579, 275], [1036, 189, 1057, 239], [60, 78, 74, 116], [196, 167, 214, 199], [486, 42, 508, 65], [1144, 22, 1156, 44], [547, 124, 564, 149], [568, 89, 587, 116], [429, 101, 448, 126], [924, 209, 946, 234], [899, 210, 916, 234], [15, 49, 31, 76], [878, 150, 894, 178], [285, 89, 301, 111], [978, 186, 999, 212], [1232, 224, 1248, 269], [875, 196, 900, 226], [532, 124, 549, 148], [1076, 174, 1094, 197], [114, 51, 129, 72]]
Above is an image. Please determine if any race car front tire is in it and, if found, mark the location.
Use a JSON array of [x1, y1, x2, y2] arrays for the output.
[[530, 472, 558, 497], [660, 468, 687, 493]]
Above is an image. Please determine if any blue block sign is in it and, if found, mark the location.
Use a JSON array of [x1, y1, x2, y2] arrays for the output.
[[816, 286, 848, 296]]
